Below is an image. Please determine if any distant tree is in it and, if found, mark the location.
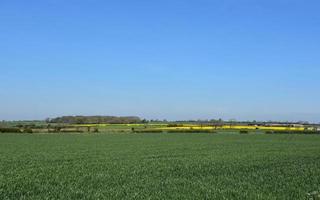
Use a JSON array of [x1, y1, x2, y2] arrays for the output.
[[141, 119, 148, 124]]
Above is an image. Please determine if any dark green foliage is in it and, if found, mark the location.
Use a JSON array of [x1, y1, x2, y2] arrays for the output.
[[59, 129, 84, 133], [141, 119, 149, 123], [167, 124, 184, 127], [50, 116, 142, 124], [0, 127, 21, 133], [0, 121, 47, 128], [240, 130, 249, 134], [0, 133, 320, 199]]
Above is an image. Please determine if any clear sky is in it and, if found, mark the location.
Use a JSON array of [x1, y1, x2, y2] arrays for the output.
[[1, 0, 320, 122]]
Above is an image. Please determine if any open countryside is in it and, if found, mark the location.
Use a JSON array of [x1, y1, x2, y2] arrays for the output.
[[1, 0, 320, 199], [1, 117, 320, 199]]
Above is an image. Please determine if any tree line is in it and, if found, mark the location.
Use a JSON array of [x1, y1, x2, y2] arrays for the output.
[[48, 116, 142, 124]]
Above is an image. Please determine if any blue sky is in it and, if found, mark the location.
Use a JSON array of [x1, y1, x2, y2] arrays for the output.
[[1, 0, 320, 122]]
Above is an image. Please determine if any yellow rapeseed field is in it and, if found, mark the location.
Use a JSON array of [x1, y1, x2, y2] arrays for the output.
[[72, 123, 307, 132], [155, 125, 305, 131]]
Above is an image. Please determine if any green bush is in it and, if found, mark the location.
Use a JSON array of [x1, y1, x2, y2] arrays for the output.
[[133, 129, 163, 133], [60, 129, 84, 133], [240, 130, 249, 134], [167, 124, 184, 127], [0, 127, 22, 133]]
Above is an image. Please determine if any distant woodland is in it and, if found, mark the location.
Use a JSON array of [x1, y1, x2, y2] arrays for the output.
[[48, 116, 142, 124]]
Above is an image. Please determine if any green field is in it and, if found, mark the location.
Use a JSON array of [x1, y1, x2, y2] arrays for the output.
[[0, 133, 320, 199]]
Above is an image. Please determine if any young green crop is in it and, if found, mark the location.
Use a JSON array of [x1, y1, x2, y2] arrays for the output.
[[0, 133, 320, 199]]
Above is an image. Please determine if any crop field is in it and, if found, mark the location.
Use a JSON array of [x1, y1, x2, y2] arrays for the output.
[[69, 123, 318, 133], [1, 133, 320, 199]]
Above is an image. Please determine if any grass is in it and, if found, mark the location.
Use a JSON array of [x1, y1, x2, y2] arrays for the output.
[[0, 133, 320, 199]]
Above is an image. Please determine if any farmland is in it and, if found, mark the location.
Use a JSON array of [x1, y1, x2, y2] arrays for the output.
[[1, 132, 320, 199], [2, 120, 319, 134]]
